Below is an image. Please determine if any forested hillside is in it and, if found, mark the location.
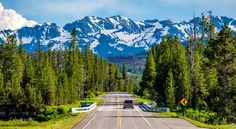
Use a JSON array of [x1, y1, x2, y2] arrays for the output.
[[140, 15, 236, 124], [0, 28, 135, 119]]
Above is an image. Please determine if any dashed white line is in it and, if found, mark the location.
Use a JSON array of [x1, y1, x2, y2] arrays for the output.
[[135, 106, 152, 127], [83, 95, 107, 129]]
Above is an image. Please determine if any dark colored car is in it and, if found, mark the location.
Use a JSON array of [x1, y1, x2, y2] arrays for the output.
[[123, 100, 134, 109]]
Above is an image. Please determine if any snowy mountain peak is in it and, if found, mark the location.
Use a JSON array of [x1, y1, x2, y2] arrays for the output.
[[110, 15, 130, 22], [0, 15, 236, 57]]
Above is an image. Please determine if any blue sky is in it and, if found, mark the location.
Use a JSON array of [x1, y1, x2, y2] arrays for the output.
[[1, 0, 236, 27]]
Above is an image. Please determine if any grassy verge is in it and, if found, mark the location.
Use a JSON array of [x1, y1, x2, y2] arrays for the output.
[[0, 113, 87, 129], [0, 93, 105, 129], [154, 112, 236, 129], [132, 94, 152, 104]]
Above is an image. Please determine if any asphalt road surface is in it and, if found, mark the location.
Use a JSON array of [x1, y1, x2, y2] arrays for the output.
[[72, 92, 204, 129]]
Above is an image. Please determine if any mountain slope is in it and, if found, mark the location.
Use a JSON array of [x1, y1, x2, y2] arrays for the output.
[[0, 15, 236, 57]]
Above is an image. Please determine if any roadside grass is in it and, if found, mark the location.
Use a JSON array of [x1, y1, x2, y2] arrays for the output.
[[132, 94, 152, 104], [0, 93, 105, 129], [154, 112, 236, 129], [0, 113, 87, 129]]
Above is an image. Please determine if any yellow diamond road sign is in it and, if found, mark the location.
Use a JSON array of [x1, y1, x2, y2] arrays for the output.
[[180, 98, 188, 105]]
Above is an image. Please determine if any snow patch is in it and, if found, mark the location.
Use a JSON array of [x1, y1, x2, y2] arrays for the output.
[[51, 30, 70, 42], [229, 21, 236, 31], [154, 22, 162, 29], [90, 40, 99, 49], [161, 28, 169, 36], [100, 29, 116, 35], [175, 24, 191, 38], [136, 21, 145, 26], [22, 37, 33, 44], [116, 47, 124, 51], [109, 18, 119, 26], [51, 43, 65, 51], [115, 32, 141, 46]]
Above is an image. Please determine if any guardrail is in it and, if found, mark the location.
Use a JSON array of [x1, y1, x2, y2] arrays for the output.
[[142, 102, 170, 113], [71, 102, 96, 113]]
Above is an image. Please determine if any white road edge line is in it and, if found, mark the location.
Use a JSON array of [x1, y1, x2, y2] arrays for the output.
[[83, 94, 106, 129], [135, 105, 152, 127]]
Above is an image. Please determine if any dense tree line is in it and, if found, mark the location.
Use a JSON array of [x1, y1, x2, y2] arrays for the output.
[[140, 15, 236, 123], [0, 28, 131, 116]]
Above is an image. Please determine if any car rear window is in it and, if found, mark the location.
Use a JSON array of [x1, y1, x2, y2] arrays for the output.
[[125, 100, 133, 103]]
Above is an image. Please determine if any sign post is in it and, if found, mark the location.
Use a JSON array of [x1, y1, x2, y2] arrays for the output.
[[180, 98, 188, 116]]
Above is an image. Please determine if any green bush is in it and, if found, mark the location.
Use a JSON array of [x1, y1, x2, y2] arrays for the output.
[[182, 108, 218, 124], [143, 88, 150, 99], [57, 107, 66, 115], [87, 91, 96, 99], [35, 107, 69, 122], [95, 92, 103, 96]]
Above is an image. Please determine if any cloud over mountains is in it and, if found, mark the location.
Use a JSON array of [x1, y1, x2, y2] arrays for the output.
[[0, 2, 37, 30]]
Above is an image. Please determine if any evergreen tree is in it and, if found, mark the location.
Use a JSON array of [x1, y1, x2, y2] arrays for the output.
[[3, 35, 24, 109], [84, 45, 94, 92], [115, 65, 122, 91], [66, 28, 83, 102], [41, 54, 56, 105], [56, 74, 64, 105], [206, 25, 236, 117], [62, 72, 70, 104], [165, 69, 175, 109], [122, 63, 128, 90], [155, 37, 172, 103], [140, 51, 156, 98], [208, 11, 216, 40], [18, 39, 27, 61], [108, 63, 116, 91], [22, 55, 37, 111], [201, 13, 207, 43], [191, 50, 208, 108], [0, 29, 128, 119], [174, 40, 191, 104], [0, 64, 4, 104]]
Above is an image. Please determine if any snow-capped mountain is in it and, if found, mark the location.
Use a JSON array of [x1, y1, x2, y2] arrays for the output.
[[0, 15, 236, 57]]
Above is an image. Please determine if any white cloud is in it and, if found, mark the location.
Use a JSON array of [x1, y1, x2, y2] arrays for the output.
[[0, 2, 37, 30]]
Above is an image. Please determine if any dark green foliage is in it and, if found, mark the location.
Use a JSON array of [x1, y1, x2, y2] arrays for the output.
[[66, 28, 83, 103], [1, 35, 24, 108], [140, 24, 236, 124], [165, 69, 175, 109], [183, 108, 218, 124], [205, 25, 236, 122], [140, 51, 156, 99], [174, 39, 191, 103], [0, 65, 4, 102], [0, 28, 130, 119], [191, 50, 208, 108], [35, 107, 69, 122]]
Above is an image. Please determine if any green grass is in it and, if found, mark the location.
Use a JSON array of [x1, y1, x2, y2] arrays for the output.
[[0, 113, 87, 129], [154, 112, 178, 117], [49, 94, 103, 111], [132, 94, 152, 104], [154, 112, 236, 129], [0, 93, 105, 129]]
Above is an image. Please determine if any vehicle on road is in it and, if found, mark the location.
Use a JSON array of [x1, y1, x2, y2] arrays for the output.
[[123, 100, 134, 109]]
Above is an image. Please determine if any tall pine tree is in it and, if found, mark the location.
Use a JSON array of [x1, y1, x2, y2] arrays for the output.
[[140, 51, 156, 98], [164, 69, 175, 109]]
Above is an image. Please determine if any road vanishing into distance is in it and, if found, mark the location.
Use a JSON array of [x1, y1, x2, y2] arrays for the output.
[[72, 92, 204, 129]]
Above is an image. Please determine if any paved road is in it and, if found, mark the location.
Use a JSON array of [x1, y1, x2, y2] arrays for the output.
[[73, 92, 204, 129]]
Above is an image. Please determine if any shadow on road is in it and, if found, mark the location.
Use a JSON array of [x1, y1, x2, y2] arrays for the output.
[[105, 115, 171, 119]]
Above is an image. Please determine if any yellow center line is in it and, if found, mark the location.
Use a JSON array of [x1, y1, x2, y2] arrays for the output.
[[117, 94, 121, 128]]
